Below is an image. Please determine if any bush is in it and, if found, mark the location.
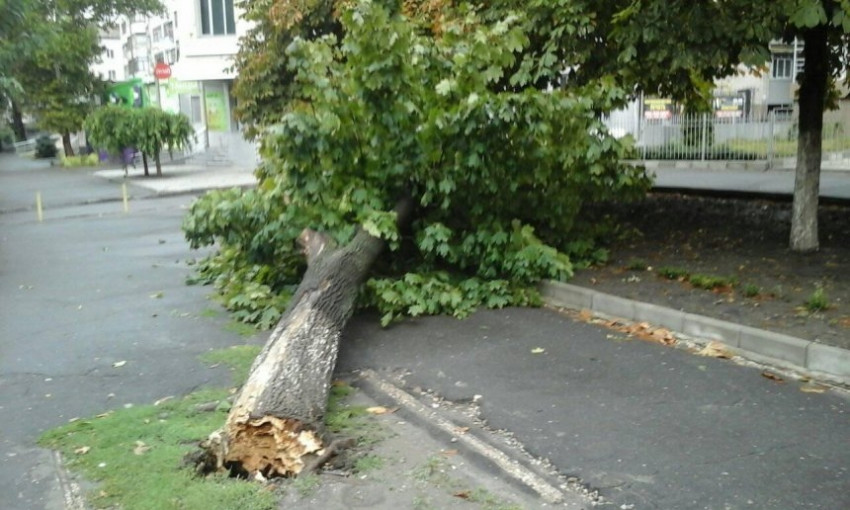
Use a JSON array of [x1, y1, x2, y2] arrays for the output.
[[60, 153, 100, 167], [35, 134, 58, 158]]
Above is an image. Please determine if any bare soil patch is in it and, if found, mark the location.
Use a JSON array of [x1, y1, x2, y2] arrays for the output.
[[573, 193, 850, 350]]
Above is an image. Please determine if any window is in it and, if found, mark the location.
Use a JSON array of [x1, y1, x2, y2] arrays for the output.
[[153, 26, 162, 42], [200, 0, 236, 35], [108, 70, 116, 81], [772, 55, 793, 79], [163, 21, 174, 40]]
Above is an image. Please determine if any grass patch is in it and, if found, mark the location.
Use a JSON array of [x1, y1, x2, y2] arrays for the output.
[[625, 258, 648, 271], [40, 345, 385, 510], [466, 487, 523, 510], [742, 284, 761, 298], [291, 473, 321, 497], [656, 266, 690, 280], [224, 320, 260, 337], [199, 345, 261, 386], [200, 308, 221, 318], [805, 286, 831, 312], [688, 273, 737, 290], [38, 388, 276, 510], [353, 454, 384, 473]]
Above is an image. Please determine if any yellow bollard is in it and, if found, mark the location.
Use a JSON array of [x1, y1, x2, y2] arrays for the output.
[[122, 183, 129, 213], [36, 192, 43, 222]]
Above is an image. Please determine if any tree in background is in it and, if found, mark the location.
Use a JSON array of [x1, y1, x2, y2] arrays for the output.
[[597, 0, 850, 252], [0, 0, 162, 153], [85, 105, 193, 176]]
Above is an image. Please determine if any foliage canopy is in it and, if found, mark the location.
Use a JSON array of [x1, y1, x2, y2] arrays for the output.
[[184, 0, 649, 327]]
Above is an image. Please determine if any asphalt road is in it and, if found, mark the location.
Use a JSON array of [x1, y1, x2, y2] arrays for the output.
[[0, 155, 256, 509], [339, 309, 850, 509], [2, 153, 848, 509]]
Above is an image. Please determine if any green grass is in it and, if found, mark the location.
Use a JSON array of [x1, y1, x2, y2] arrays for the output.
[[625, 258, 648, 271], [39, 388, 276, 510], [39, 347, 271, 510], [39, 344, 385, 510], [805, 287, 831, 312], [224, 320, 260, 337], [742, 284, 761, 298], [353, 454, 384, 473], [727, 136, 850, 158], [199, 345, 262, 385], [688, 273, 737, 290], [656, 266, 690, 280]]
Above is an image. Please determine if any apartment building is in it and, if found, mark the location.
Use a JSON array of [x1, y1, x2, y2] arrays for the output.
[[95, 0, 255, 162], [91, 25, 124, 83]]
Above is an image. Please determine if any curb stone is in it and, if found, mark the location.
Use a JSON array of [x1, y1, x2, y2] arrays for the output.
[[540, 281, 850, 384], [355, 370, 595, 508]]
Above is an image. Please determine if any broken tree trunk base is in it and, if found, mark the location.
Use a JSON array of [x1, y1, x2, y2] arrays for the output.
[[193, 197, 413, 478]]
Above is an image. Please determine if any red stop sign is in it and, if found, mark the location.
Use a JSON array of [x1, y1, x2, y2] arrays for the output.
[[153, 62, 172, 80]]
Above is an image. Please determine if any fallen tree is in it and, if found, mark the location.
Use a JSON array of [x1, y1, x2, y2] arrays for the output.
[[184, 1, 649, 478], [195, 199, 412, 477]]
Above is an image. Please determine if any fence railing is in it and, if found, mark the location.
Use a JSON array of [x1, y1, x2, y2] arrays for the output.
[[604, 110, 850, 166]]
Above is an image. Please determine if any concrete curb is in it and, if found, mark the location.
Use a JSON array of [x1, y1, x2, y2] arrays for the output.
[[540, 281, 850, 384], [355, 370, 591, 507]]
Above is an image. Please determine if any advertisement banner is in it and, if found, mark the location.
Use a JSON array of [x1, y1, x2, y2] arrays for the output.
[[643, 98, 675, 120]]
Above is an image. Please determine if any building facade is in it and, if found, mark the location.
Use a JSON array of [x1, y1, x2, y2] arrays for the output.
[[94, 0, 257, 164]]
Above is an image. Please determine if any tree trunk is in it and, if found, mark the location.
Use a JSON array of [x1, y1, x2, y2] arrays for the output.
[[790, 25, 828, 253], [142, 152, 150, 176], [61, 132, 74, 157], [197, 198, 413, 478], [155, 151, 162, 176], [11, 100, 26, 142]]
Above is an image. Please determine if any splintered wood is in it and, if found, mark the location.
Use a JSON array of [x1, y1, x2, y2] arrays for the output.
[[224, 416, 324, 477]]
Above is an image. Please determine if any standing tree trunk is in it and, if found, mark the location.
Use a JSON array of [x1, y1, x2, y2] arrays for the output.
[[142, 153, 150, 176], [154, 151, 162, 176], [61, 132, 75, 157], [197, 198, 413, 478], [11, 100, 26, 142], [790, 25, 828, 253]]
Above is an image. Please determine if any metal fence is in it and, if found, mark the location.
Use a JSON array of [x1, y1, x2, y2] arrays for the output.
[[604, 109, 850, 166]]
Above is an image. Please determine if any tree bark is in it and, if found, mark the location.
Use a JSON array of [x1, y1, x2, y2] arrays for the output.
[[155, 151, 162, 176], [142, 152, 150, 176], [197, 197, 413, 478], [61, 132, 74, 157], [10, 100, 26, 142], [790, 25, 828, 253]]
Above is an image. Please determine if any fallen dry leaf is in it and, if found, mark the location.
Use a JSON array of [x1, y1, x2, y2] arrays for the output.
[[440, 449, 458, 457], [366, 406, 397, 415], [331, 380, 349, 387], [153, 396, 174, 406], [133, 441, 151, 455], [697, 341, 733, 359], [800, 384, 827, 394], [112, 360, 127, 368], [761, 371, 784, 383], [95, 411, 113, 419], [455, 426, 470, 435], [453, 491, 471, 500], [530, 347, 545, 354], [74, 446, 91, 455]]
